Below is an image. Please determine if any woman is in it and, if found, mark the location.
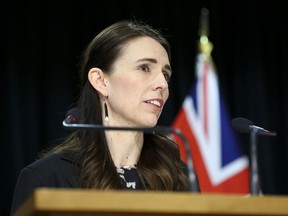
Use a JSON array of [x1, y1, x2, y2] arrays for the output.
[[10, 19, 190, 215]]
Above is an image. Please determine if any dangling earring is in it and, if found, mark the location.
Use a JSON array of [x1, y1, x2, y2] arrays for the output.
[[104, 96, 109, 122]]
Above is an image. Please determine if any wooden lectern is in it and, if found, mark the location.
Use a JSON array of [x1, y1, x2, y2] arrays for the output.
[[14, 188, 288, 216]]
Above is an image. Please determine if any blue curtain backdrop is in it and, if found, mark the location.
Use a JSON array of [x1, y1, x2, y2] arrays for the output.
[[2, 0, 288, 215]]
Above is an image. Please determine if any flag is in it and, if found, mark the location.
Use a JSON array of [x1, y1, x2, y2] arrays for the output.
[[172, 52, 249, 193]]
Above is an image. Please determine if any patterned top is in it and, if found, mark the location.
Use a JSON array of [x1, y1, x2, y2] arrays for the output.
[[116, 165, 144, 190]]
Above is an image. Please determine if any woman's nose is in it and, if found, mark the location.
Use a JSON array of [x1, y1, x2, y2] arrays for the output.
[[153, 72, 169, 91]]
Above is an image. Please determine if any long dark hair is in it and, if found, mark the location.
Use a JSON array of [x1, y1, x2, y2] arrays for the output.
[[48, 20, 188, 191]]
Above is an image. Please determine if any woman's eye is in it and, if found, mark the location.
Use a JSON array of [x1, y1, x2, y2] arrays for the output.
[[163, 72, 171, 83], [138, 65, 149, 72]]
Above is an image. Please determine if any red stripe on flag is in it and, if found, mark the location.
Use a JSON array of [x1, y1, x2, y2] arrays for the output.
[[203, 62, 209, 138]]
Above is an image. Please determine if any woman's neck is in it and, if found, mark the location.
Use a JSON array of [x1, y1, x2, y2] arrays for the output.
[[105, 130, 144, 168]]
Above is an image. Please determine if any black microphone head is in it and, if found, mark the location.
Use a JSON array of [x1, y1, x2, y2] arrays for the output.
[[231, 117, 253, 133], [66, 107, 81, 123]]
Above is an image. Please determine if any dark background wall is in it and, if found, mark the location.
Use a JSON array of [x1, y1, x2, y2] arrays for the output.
[[2, 0, 288, 215]]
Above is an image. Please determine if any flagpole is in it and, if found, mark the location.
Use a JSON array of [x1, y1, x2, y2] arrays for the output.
[[198, 8, 213, 59]]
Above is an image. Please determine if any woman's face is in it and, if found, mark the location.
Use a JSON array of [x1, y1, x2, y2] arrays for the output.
[[106, 36, 171, 127]]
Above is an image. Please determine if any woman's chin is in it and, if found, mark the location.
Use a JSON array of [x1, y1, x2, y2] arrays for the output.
[[142, 118, 158, 128]]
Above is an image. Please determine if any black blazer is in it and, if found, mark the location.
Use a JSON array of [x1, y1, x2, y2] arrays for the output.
[[10, 152, 80, 215], [10, 152, 196, 215]]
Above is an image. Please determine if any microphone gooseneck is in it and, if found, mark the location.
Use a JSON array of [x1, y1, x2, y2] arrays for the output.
[[63, 108, 200, 193]]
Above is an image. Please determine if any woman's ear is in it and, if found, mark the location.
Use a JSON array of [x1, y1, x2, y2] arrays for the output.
[[88, 67, 108, 96]]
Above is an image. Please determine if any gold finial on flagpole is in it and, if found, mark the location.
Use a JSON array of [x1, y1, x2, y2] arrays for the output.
[[198, 8, 213, 57]]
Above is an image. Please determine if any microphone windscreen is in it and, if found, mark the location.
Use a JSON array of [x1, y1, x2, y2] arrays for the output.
[[231, 117, 253, 133], [66, 107, 81, 123]]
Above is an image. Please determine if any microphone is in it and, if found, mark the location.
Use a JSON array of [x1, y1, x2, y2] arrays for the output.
[[231, 117, 276, 136], [63, 107, 200, 193], [63, 107, 80, 124], [231, 117, 276, 195]]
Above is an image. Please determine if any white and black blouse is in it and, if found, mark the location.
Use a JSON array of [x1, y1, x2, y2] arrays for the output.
[[116, 165, 144, 190]]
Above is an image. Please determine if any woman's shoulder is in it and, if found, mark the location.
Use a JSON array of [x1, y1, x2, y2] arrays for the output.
[[18, 151, 80, 188], [25, 151, 79, 172], [10, 152, 80, 215]]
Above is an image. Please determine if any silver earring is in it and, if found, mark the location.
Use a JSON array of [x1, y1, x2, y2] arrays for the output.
[[104, 100, 109, 122]]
